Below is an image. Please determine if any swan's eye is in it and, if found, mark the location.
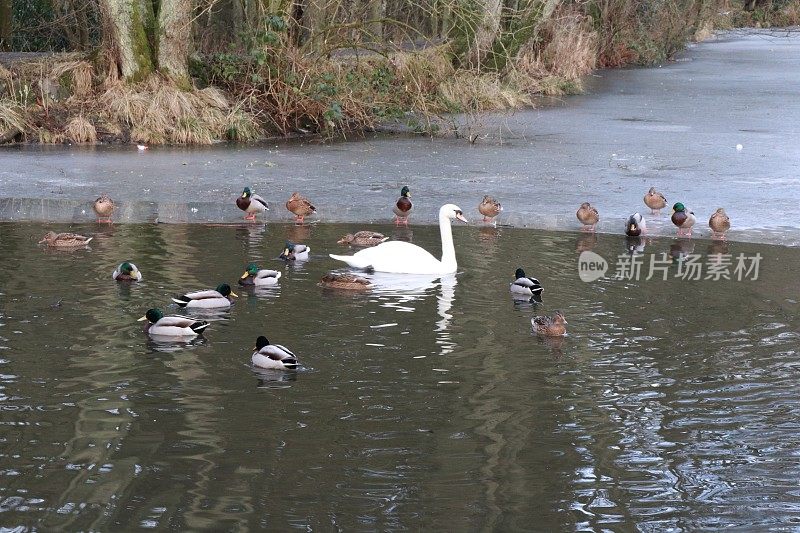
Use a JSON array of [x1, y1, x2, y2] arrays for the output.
[[455, 210, 462, 215]]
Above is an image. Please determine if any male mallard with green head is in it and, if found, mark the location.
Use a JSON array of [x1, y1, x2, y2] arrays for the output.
[[576, 202, 599, 232], [393, 186, 412, 226], [172, 283, 238, 308], [238, 263, 281, 286], [112, 261, 142, 281], [236, 187, 269, 221], [279, 241, 310, 261], [510, 268, 544, 299], [625, 213, 646, 237], [671, 202, 696, 237], [138, 308, 209, 337], [709, 208, 730, 240], [251, 335, 299, 370], [644, 187, 667, 215]]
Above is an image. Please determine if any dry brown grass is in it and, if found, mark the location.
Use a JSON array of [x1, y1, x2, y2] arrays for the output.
[[438, 71, 531, 111], [510, 9, 597, 95], [99, 75, 260, 144], [51, 61, 94, 99], [65, 115, 97, 143], [0, 101, 30, 136]]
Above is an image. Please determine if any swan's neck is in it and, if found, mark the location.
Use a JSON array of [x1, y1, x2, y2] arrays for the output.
[[439, 213, 456, 272]]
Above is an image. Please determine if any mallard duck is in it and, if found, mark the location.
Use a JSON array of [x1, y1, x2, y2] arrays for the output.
[[625, 213, 646, 237], [251, 335, 299, 370], [531, 311, 568, 337], [576, 202, 599, 232], [337, 231, 389, 247], [510, 268, 544, 298], [172, 283, 237, 308], [286, 192, 315, 223], [318, 273, 373, 290], [38, 231, 93, 248], [112, 261, 142, 281], [93, 194, 115, 223], [478, 195, 502, 224], [238, 263, 281, 286], [393, 186, 412, 226], [644, 187, 667, 214], [671, 202, 696, 237], [279, 241, 310, 261], [709, 207, 730, 239], [138, 308, 208, 337], [236, 187, 269, 221]]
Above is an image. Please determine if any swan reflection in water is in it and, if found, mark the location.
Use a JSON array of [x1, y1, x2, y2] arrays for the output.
[[365, 272, 458, 356]]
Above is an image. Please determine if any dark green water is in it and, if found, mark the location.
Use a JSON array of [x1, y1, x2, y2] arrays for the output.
[[0, 222, 799, 530]]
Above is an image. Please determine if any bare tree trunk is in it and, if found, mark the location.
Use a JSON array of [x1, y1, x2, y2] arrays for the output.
[[466, 0, 503, 68], [0, 0, 12, 52], [100, 0, 156, 80], [300, 0, 326, 49], [157, 0, 193, 83], [366, 0, 383, 41]]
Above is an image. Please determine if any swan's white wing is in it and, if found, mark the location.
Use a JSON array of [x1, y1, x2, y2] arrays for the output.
[[330, 241, 442, 274]]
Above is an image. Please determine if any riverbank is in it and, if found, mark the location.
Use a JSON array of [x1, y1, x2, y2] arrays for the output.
[[2, 0, 799, 146], [1, 30, 799, 246]]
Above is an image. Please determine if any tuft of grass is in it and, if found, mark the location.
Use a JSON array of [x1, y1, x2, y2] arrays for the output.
[[438, 71, 531, 112], [98, 75, 248, 144], [36, 128, 64, 144], [51, 61, 94, 99], [0, 101, 30, 140], [225, 110, 263, 141], [65, 115, 97, 143]]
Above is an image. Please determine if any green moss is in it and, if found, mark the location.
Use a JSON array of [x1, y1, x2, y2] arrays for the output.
[[128, 0, 155, 82]]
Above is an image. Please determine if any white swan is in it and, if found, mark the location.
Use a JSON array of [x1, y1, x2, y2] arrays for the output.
[[329, 204, 467, 274]]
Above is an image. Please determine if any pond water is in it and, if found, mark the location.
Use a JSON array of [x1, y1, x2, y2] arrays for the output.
[[0, 221, 798, 530]]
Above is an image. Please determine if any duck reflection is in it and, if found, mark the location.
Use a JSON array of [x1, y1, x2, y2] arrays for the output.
[[285, 223, 311, 243], [391, 226, 413, 242], [670, 239, 695, 263], [575, 232, 597, 253], [537, 334, 565, 357], [707, 240, 730, 257], [479, 226, 500, 244], [253, 368, 299, 388], [146, 335, 207, 353], [624, 235, 646, 254], [234, 223, 267, 248]]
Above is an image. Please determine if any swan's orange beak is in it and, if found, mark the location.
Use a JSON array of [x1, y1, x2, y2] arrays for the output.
[[456, 213, 468, 224]]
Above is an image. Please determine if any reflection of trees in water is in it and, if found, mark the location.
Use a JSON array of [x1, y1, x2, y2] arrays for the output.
[[166, 354, 253, 530]]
